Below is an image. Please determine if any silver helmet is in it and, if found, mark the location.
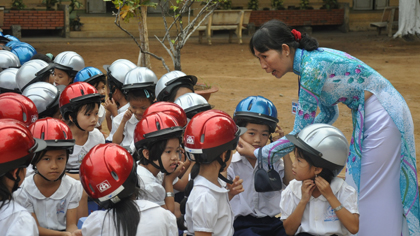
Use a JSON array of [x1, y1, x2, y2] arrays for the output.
[[22, 82, 63, 118], [122, 67, 157, 93], [16, 59, 49, 92], [286, 124, 349, 177], [174, 92, 212, 119], [0, 68, 20, 94], [155, 70, 197, 102], [0, 50, 21, 70], [106, 59, 136, 99], [53, 51, 85, 77]]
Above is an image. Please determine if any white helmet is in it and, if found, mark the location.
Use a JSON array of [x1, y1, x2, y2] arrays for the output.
[[0, 50, 21, 70], [174, 92, 212, 119], [53, 51, 85, 77], [106, 59, 136, 99], [16, 59, 49, 91], [22, 82, 64, 118], [286, 124, 349, 177], [122, 67, 158, 93], [155, 70, 197, 102], [0, 68, 20, 94]]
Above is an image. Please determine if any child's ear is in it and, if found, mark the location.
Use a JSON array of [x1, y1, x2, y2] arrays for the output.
[[68, 115, 73, 123], [142, 149, 150, 160], [314, 167, 322, 175]]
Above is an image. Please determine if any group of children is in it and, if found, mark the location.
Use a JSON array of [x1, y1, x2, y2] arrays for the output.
[[0, 34, 359, 236]]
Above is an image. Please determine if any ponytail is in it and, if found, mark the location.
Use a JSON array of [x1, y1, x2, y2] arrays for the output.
[[250, 19, 318, 55]]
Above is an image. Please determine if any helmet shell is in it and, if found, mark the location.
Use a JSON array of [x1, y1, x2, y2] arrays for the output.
[[0, 118, 47, 176], [0, 68, 20, 94], [4, 35, 20, 42], [53, 51, 85, 76], [143, 102, 187, 127], [22, 82, 61, 118], [155, 70, 197, 102], [107, 59, 136, 90], [286, 124, 349, 177], [5, 41, 21, 49], [79, 143, 138, 208], [233, 95, 279, 133], [0, 93, 39, 126], [0, 50, 21, 70], [59, 82, 101, 120], [74, 66, 105, 85], [122, 67, 157, 93], [174, 92, 211, 119], [16, 59, 49, 91], [11, 42, 37, 65]]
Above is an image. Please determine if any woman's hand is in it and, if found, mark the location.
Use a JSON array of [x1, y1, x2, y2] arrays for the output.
[[315, 176, 334, 200], [236, 137, 256, 158], [271, 125, 285, 142], [301, 179, 315, 203]]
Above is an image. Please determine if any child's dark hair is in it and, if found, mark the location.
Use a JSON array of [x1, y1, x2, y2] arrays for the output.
[[0, 168, 24, 210], [136, 137, 182, 165], [89, 76, 107, 90], [30, 53, 52, 63], [250, 19, 319, 55], [125, 88, 155, 105], [235, 119, 274, 142], [64, 102, 99, 124], [166, 85, 194, 103], [295, 146, 334, 183]]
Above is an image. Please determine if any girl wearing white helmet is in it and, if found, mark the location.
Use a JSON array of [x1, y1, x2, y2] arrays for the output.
[[52, 51, 85, 86], [281, 124, 359, 236], [155, 70, 197, 102]]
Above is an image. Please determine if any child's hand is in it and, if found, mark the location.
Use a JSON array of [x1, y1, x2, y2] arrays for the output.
[[104, 98, 118, 116], [227, 176, 244, 200], [271, 125, 285, 142], [72, 230, 83, 236], [236, 137, 256, 158], [315, 176, 334, 200], [301, 179, 315, 203], [122, 109, 133, 123], [166, 161, 185, 182]]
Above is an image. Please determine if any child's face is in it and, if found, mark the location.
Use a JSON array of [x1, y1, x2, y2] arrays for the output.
[[53, 68, 72, 86], [76, 104, 99, 131], [241, 123, 270, 157], [292, 149, 317, 181], [95, 81, 106, 98], [156, 138, 181, 174], [129, 98, 152, 121], [36, 149, 67, 180]]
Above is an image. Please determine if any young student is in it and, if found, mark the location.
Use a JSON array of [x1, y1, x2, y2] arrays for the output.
[[174, 92, 212, 120], [22, 82, 65, 119], [229, 95, 292, 236], [14, 117, 83, 236], [111, 67, 157, 152], [104, 59, 136, 142], [0, 68, 20, 94], [77, 143, 178, 236], [0, 119, 47, 236], [59, 82, 105, 179], [155, 70, 197, 102], [0, 92, 38, 126], [182, 110, 245, 236], [133, 112, 186, 217], [281, 124, 359, 236], [52, 51, 85, 86]]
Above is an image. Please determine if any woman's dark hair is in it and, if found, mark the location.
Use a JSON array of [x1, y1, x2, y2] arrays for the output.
[[126, 88, 155, 105], [166, 85, 194, 103], [295, 147, 334, 183], [0, 167, 24, 210], [250, 19, 319, 55]]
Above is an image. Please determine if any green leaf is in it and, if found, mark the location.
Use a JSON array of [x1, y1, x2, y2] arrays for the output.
[[171, 39, 175, 44]]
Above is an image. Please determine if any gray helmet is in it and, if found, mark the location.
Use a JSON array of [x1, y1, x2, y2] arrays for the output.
[[22, 82, 64, 118], [0, 68, 20, 94], [106, 59, 136, 99], [174, 92, 212, 119], [53, 51, 85, 77], [0, 50, 21, 70], [286, 124, 349, 177], [16, 59, 49, 91], [155, 70, 197, 102], [122, 67, 158, 92]]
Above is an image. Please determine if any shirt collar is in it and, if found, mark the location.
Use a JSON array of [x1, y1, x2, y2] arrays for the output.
[[291, 177, 344, 201], [194, 175, 229, 193], [25, 174, 73, 200], [293, 48, 304, 76]]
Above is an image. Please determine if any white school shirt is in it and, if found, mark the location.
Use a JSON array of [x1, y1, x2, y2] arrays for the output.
[[227, 152, 284, 218], [280, 178, 359, 236], [185, 175, 234, 236], [67, 128, 105, 174], [110, 112, 139, 152], [0, 200, 38, 236], [13, 174, 83, 231], [106, 103, 130, 142], [81, 200, 178, 236], [95, 104, 106, 128]]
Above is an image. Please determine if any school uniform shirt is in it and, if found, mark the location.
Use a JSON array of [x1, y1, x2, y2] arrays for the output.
[[227, 152, 284, 218], [106, 103, 130, 142], [0, 200, 38, 236], [110, 112, 139, 152], [13, 174, 83, 231], [280, 178, 359, 236], [95, 104, 106, 128], [81, 199, 178, 236], [67, 128, 105, 174], [185, 175, 234, 236]]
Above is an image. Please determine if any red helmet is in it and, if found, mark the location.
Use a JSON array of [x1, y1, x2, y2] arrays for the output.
[[59, 82, 102, 121], [134, 112, 184, 151], [0, 119, 47, 176], [0, 92, 38, 126], [143, 102, 187, 127], [183, 110, 246, 164], [79, 143, 138, 209]]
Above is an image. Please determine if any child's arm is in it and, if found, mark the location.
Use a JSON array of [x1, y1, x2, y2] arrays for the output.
[[112, 109, 132, 144], [282, 179, 315, 236], [173, 160, 193, 191], [65, 208, 79, 233], [163, 161, 185, 214], [315, 177, 359, 234], [282, 153, 294, 186], [31, 213, 72, 236], [195, 232, 212, 236]]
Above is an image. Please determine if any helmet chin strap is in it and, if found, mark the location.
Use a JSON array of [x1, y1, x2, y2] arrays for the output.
[[216, 155, 233, 185], [149, 157, 177, 175], [34, 169, 65, 182], [5, 169, 22, 192], [70, 113, 85, 131]]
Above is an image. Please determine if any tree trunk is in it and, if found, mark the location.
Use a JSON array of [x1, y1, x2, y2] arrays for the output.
[[394, 0, 420, 37], [137, 6, 151, 68], [174, 49, 181, 71]]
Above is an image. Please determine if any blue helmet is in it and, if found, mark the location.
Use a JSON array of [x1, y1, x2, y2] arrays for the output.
[[0, 32, 3, 36], [5, 41, 20, 49], [74, 67, 105, 85], [233, 95, 279, 133], [11, 43, 37, 65], [4, 35, 20, 42]]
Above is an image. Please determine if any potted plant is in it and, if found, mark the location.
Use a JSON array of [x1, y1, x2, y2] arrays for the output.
[[194, 82, 219, 101], [300, 0, 313, 10], [248, 0, 259, 10], [70, 15, 83, 31], [11, 0, 25, 10], [271, 0, 285, 10]]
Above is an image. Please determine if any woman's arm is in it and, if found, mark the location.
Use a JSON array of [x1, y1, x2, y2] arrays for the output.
[[282, 153, 294, 186], [314, 104, 339, 125]]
